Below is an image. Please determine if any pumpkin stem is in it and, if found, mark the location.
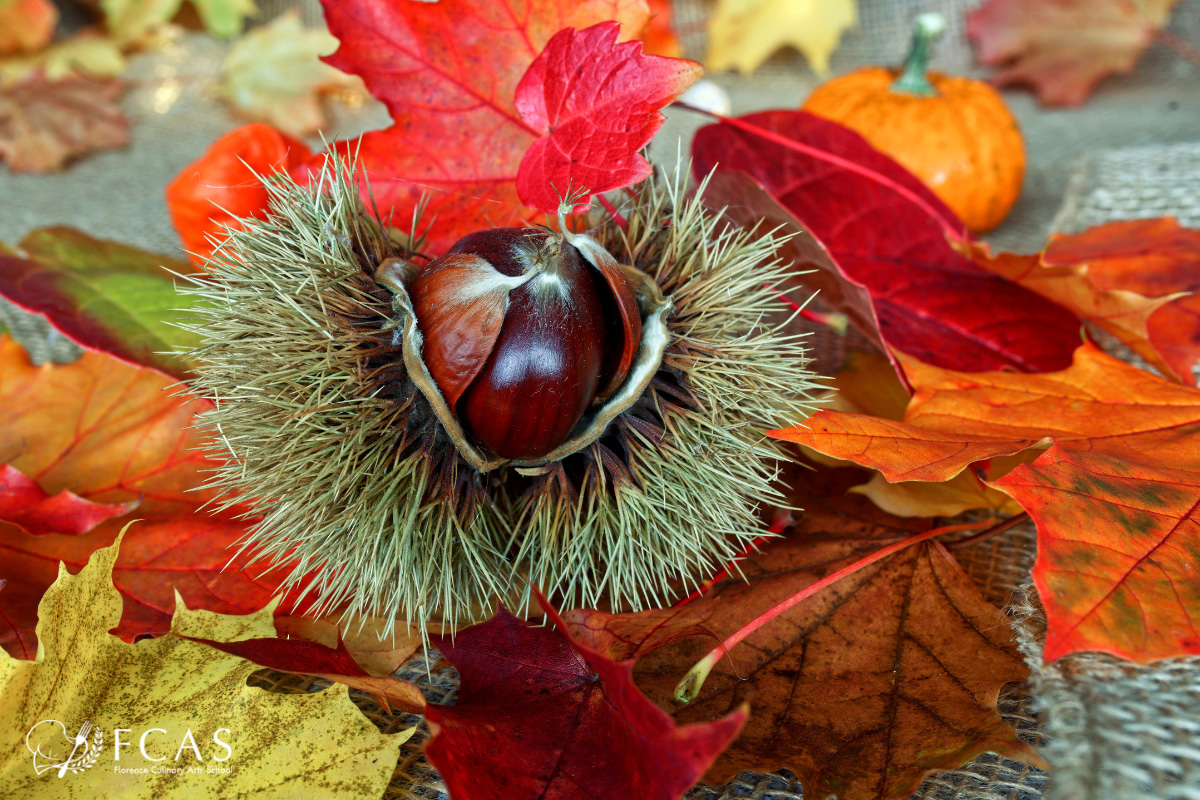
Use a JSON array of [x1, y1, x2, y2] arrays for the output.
[[891, 12, 945, 97]]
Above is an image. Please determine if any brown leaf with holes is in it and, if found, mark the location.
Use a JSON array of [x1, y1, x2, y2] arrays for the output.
[[568, 469, 1041, 800], [0, 73, 129, 172]]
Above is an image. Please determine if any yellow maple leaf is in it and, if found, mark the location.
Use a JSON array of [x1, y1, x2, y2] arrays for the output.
[[216, 10, 363, 137], [0, 526, 408, 798], [706, 0, 857, 75]]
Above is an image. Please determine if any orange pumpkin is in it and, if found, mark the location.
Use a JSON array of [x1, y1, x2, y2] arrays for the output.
[[803, 13, 1025, 233]]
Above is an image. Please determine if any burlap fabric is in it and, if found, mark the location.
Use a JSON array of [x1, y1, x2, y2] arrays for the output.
[[3, 1, 1200, 798]]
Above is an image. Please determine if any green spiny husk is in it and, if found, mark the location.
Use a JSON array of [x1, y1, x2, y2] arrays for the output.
[[179, 161, 824, 635]]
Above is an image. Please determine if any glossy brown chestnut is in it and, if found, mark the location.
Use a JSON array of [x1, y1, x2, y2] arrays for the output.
[[411, 225, 640, 460]]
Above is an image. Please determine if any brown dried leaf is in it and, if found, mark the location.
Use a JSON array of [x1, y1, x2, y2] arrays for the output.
[[575, 469, 1042, 799], [0, 73, 128, 172]]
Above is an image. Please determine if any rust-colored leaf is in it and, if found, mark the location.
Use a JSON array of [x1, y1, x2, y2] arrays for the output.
[[574, 469, 1039, 800], [0, 73, 128, 171], [0, 336, 303, 658], [1044, 217, 1200, 385]]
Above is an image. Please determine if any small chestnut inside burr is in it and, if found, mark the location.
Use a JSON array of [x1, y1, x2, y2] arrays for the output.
[[410, 225, 641, 460]]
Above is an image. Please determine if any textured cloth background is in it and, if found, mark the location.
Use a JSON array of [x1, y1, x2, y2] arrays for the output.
[[4, 0, 1200, 798]]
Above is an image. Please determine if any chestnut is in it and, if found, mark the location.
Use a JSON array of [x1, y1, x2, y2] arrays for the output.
[[410, 223, 641, 460]]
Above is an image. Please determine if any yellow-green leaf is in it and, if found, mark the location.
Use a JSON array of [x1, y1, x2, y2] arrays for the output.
[[0, 526, 407, 798], [101, 0, 255, 43], [0, 34, 126, 86], [216, 10, 361, 137]]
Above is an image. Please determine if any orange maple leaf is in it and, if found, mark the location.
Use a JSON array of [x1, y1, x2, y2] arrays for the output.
[[965, 240, 1185, 385], [772, 344, 1200, 662], [1045, 217, 1200, 386]]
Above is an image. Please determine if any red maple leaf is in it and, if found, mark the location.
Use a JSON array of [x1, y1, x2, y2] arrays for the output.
[[314, 0, 695, 254], [424, 601, 745, 800], [691, 111, 1083, 377], [0, 464, 133, 537], [514, 22, 701, 211]]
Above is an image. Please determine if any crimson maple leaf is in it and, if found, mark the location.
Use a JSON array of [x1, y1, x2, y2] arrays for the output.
[[425, 600, 745, 800]]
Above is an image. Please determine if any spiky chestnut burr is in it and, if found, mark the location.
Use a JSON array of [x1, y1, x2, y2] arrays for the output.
[[178, 161, 823, 636], [409, 211, 642, 459]]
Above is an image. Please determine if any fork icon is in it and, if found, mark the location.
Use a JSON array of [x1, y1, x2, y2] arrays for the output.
[[57, 720, 91, 778]]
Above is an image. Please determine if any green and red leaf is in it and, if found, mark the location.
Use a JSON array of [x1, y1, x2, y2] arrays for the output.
[[0, 227, 199, 379]]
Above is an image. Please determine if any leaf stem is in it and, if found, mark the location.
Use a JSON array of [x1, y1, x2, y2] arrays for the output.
[[944, 511, 1030, 550], [1156, 28, 1200, 70], [673, 517, 996, 703], [672, 101, 965, 241], [674, 516, 791, 607], [596, 194, 628, 229]]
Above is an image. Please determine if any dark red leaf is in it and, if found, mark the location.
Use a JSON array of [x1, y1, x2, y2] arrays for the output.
[[692, 110, 1082, 375], [0, 463, 133, 536], [425, 603, 745, 800]]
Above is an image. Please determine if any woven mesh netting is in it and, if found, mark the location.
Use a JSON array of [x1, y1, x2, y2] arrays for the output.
[[4, 0, 1200, 797]]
